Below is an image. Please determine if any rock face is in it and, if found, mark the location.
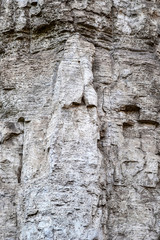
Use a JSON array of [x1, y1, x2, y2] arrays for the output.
[[0, 0, 160, 239]]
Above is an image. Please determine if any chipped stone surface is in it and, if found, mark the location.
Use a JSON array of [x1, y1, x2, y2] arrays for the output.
[[0, 0, 160, 239]]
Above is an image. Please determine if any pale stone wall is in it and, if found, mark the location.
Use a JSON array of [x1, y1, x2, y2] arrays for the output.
[[0, 1, 160, 239]]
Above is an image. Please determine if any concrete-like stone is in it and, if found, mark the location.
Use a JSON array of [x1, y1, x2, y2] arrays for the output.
[[0, 0, 160, 239]]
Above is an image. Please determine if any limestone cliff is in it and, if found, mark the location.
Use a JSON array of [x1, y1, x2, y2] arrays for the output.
[[0, 0, 160, 239]]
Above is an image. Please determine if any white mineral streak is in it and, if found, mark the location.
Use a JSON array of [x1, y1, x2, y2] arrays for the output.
[[53, 35, 97, 108], [45, 35, 104, 239]]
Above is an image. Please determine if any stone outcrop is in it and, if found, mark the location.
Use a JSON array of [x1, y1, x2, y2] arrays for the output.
[[0, 0, 160, 239]]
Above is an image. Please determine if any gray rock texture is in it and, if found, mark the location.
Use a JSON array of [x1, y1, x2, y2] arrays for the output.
[[0, 0, 160, 239]]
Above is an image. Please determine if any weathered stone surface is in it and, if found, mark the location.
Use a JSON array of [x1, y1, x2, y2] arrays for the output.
[[0, 0, 160, 239]]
